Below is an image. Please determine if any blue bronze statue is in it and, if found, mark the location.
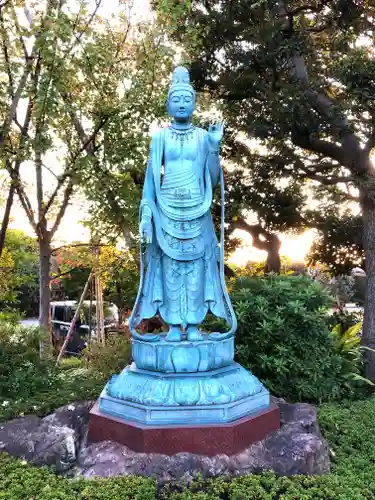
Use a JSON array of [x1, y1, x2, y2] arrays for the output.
[[129, 65, 236, 343], [98, 67, 271, 426]]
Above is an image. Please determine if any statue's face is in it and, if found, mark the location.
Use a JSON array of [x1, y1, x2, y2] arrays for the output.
[[167, 90, 195, 122]]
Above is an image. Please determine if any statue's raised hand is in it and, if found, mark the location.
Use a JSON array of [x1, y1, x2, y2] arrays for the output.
[[140, 218, 153, 244], [208, 121, 225, 150]]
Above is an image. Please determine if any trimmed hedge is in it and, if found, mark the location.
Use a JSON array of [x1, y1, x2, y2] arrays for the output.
[[0, 453, 156, 499], [1, 397, 375, 499]]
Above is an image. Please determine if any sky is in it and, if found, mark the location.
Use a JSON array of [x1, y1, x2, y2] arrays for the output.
[[3, 0, 315, 265]]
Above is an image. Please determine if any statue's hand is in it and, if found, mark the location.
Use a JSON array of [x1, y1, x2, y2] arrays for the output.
[[140, 218, 153, 244], [208, 121, 225, 149]]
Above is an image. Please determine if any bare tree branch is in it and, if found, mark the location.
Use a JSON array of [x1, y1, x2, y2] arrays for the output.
[[290, 3, 329, 15], [0, 160, 15, 258], [50, 242, 107, 255], [276, 2, 364, 173], [0, 47, 36, 150], [233, 218, 272, 251], [0, 8, 14, 98], [11, 174, 37, 232], [309, 161, 341, 172], [49, 181, 74, 238], [304, 171, 355, 185], [10, 3, 29, 60], [62, 0, 103, 59]]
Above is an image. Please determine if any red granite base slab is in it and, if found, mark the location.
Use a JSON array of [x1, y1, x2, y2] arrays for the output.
[[88, 402, 280, 456]]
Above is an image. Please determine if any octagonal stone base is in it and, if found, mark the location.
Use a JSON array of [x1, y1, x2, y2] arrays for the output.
[[88, 401, 280, 456]]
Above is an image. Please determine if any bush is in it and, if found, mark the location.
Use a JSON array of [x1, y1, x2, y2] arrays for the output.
[[0, 324, 103, 422], [159, 471, 375, 499], [85, 333, 132, 379], [0, 453, 156, 499], [0, 323, 133, 422], [231, 275, 362, 403], [0, 309, 23, 325], [0, 324, 55, 403]]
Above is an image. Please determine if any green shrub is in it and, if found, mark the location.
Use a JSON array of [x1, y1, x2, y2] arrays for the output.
[[85, 334, 132, 379], [159, 395, 375, 499], [0, 453, 156, 499], [0, 308, 23, 325], [0, 324, 103, 422], [0, 324, 56, 403], [160, 471, 375, 500], [231, 275, 361, 403]]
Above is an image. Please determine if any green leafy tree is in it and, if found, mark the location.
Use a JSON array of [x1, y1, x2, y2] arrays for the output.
[[75, 25, 174, 245], [155, 0, 375, 381], [217, 140, 307, 272], [0, 1, 172, 341], [0, 229, 38, 314], [308, 210, 364, 275]]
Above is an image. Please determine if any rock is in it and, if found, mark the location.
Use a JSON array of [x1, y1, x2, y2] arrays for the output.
[[278, 402, 319, 434], [0, 400, 330, 481], [43, 401, 93, 445], [261, 422, 329, 475], [0, 402, 92, 473]]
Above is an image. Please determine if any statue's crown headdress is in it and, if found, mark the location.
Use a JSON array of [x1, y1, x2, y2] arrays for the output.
[[168, 66, 195, 99]]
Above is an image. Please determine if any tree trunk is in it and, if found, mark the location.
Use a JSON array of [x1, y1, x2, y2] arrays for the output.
[[234, 219, 282, 274], [265, 234, 282, 274], [361, 194, 375, 383], [39, 236, 51, 339], [0, 183, 15, 259]]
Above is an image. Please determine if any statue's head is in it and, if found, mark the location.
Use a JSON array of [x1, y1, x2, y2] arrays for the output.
[[167, 66, 196, 122]]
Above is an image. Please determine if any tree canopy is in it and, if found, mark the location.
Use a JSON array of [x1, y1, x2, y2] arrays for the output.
[[0, 0, 174, 333], [153, 0, 372, 264], [154, 0, 375, 380]]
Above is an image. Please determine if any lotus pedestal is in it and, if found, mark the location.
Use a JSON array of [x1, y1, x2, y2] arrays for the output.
[[88, 336, 280, 455]]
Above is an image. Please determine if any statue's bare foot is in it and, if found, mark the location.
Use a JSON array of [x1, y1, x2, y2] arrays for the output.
[[166, 326, 182, 342], [187, 325, 204, 341]]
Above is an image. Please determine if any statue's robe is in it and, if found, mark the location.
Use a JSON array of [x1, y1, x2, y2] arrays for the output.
[[132, 127, 231, 329]]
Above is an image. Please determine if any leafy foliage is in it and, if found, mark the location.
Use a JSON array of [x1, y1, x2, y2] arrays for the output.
[[85, 334, 132, 380], [232, 275, 363, 403], [0, 324, 103, 423], [0, 230, 39, 316], [0, 453, 156, 500], [0, 247, 15, 303], [308, 212, 364, 274], [52, 244, 139, 319], [153, 0, 375, 274]]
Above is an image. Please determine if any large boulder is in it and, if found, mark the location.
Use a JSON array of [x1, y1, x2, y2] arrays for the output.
[[0, 402, 92, 472]]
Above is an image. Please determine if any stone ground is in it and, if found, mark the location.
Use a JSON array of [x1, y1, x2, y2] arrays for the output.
[[0, 398, 330, 483]]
